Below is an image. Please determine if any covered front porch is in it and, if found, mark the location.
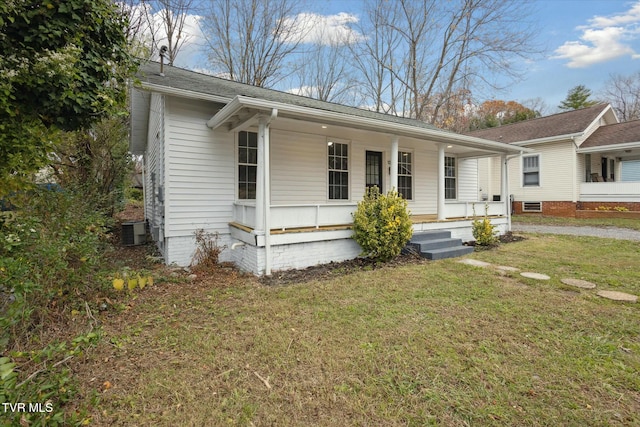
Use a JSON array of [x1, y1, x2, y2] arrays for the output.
[[209, 95, 526, 275], [578, 146, 640, 204]]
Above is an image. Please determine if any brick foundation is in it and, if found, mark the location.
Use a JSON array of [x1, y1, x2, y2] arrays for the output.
[[512, 201, 576, 218], [513, 200, 640, 218]]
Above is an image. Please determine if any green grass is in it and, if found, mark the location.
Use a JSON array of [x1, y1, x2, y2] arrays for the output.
[[78, 235, 640, 426], [512, 214, 640, 231]]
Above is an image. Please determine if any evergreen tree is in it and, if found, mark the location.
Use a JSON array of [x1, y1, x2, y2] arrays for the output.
[[558, 85, 599, 111]]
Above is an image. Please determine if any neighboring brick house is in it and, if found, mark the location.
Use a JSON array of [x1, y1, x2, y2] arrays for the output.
[[468, 104, 640, 217]]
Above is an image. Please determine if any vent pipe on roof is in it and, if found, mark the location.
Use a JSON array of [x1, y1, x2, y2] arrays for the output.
[[159, 45, 168, 77]]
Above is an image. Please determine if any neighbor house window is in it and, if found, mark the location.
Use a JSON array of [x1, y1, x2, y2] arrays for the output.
[[398, 151, 412, 200], [445, 156, 456, 199], [238, 131, 258, 199], [328, 140, 349, 200], [523, 155, 540, 187]]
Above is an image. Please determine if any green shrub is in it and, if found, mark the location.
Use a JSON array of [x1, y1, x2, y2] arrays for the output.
[[472, 203, 499, 247], [0, 187, 110, 350], [352, 187, 413, 262]]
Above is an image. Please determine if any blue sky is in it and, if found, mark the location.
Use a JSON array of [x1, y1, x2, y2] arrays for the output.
[[169, 0, 640, 114], [309, 0, 640, 112]]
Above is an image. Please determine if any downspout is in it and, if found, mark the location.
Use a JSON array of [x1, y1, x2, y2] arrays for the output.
[[261, 109, 278, 276], [571, 135, 578, 205]]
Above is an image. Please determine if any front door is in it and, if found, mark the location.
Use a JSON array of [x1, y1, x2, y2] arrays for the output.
[[366, 151, 383, 192]]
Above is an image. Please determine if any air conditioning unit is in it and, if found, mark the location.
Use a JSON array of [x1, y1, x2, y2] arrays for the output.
[[122, 221, 147, 246]]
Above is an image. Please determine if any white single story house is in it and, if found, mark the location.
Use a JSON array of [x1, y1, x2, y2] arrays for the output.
[[469, 104, 640, 217], [130, 62, 529, 275]]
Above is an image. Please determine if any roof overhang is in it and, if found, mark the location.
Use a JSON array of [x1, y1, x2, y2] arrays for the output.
[[577, 141, 640, 154], [510, 133, 582, 147], [207, 95, 532, 155]]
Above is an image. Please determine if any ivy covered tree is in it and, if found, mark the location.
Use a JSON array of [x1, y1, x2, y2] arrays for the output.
[[558, 85, 599, 111], [0, 0, 138, 194]]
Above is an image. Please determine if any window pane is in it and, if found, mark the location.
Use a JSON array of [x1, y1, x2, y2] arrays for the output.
[[524, 172, 539, 186], [248, 131, 258, 148], [248, 147, 257, 164]]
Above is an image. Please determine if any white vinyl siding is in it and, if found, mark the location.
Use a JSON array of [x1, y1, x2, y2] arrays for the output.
[[164, 97, 235, 238], [457, 158, 479, 201], [508, 141, 576, 201], [145, 93, 165, 243], [270, 130, 326, 204]]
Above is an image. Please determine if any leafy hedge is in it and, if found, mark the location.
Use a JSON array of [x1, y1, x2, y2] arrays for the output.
[[352, 187, 413, 262]]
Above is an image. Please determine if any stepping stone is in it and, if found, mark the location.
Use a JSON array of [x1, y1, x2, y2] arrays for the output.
[[496, 266, 520, 272], [458, 259, 491, 268], [596, 290, 638, 303], [520, 272, 550, 280], [561, 278, 596, 289]]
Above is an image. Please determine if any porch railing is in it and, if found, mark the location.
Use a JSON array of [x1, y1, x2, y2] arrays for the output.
[[233, 202, 357, 230], [444, 201, 505, 218], [234, 200, 507, 231], [579, 182, 640, 202]]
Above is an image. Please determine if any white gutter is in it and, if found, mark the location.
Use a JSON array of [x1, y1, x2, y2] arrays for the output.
[[577, 141, 640, 153], [208, 95, 531, 155], [510, 133, 582, 147]]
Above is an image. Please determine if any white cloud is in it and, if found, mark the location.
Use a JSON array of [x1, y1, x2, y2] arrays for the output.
[[283, 12, 364, 45], [552, 1, 640, 68]]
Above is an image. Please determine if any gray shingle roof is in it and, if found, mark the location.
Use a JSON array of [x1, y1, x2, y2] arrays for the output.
[[581, 119, 640, 148], [466, 104, 610, 143], [137, 61, 444, 132]]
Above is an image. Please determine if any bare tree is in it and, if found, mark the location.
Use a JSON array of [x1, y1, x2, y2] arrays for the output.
[[140, 0, 197, 65], [201, 0, 305, 87], [291, 19, 360, 104], [353, 0, 541, 126], [149, 0, 196, 65], [351, 0, 409, 115], [602, 72, 640, 122]]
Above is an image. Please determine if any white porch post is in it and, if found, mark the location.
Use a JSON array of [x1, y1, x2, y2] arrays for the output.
[[501, 154, 510, 230], [259, 110, 277, 276], [437, 144, 446, 220], [390, 136, 399, 191], [255, 125, 265, 234]]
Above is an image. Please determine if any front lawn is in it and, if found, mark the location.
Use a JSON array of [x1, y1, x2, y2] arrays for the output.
[[75, 235, 640, 426]]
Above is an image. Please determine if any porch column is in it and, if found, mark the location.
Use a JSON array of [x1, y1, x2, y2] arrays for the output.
[[390, 136, 399, 191], [259, 110, 278, 276], [501, 154, 510, 229], [437, 144, 446, 220], [255, 124, 265, 233]]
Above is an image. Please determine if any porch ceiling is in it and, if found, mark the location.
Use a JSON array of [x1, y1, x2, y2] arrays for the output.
[[207, 95, 531, 156]]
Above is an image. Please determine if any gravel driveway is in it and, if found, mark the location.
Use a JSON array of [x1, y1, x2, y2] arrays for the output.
[[511, 224, 640, 241]]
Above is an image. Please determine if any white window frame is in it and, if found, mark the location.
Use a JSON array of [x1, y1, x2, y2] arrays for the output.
[[237, 130, 258, 200], [522, 154, 540, 187], [327, 138, 350, 201], [398, 150, 413, 200]]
